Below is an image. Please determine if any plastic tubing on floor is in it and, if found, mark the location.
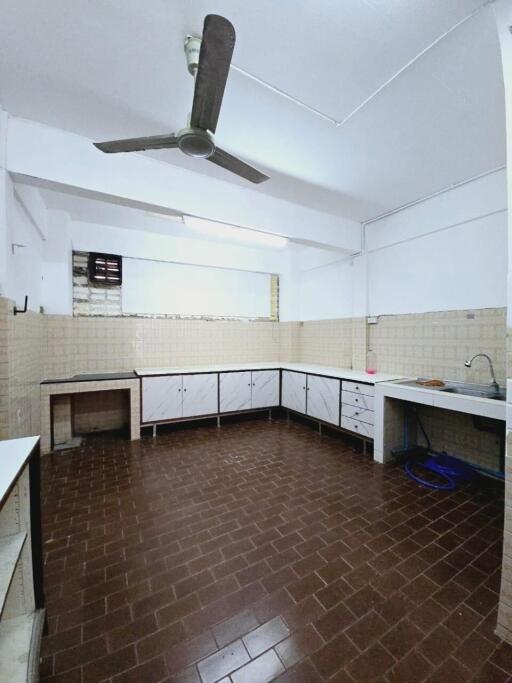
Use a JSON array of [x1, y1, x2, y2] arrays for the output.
[[404, 459, 456, 490]]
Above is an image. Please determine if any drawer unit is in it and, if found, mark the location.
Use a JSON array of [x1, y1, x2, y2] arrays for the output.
[[342, 390, 374, 411], [341, 404, 374, 425], [341, 416, 374, 439], [342, 381, 374, 397]]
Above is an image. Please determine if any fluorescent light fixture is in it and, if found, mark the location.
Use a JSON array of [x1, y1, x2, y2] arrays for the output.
[[183, 215, 288, 248], [147, 211, 183, 222]]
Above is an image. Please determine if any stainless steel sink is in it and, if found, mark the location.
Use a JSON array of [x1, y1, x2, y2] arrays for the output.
[[398, 379, 506, 401], [440, 386, 505, 401]]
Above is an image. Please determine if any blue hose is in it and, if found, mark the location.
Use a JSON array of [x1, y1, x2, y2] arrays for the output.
[[403, 408, 475, 490], [405, 458, 456, 490]]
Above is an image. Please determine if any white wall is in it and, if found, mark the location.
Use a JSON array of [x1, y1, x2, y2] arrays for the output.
[[42, 215, 292, 316], [279, 244, 355, 321], [365, 169, 507, 316], [284, 169, 508, 321], [2, 176, 45, 311], [123, 259, 272, 318], [42, 210, 72, 315], [493, 1, 512, 330]]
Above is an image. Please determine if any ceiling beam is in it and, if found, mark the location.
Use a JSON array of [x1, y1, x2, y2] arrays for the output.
[[5, 116, 361, 253]]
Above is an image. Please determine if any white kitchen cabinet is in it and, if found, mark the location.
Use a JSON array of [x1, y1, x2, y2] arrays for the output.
[[251, 370, 280, 408], [341, 403, 374, 425], [343, 381, 374, 397], [342, 390, 374, 411], [182, 374, 218, 418], [281, 371, 307, 414], [341, 416, 374, 438], [306, 375, 340, 426], [142, 375, 182, 423], [219, 372, 252, 412]]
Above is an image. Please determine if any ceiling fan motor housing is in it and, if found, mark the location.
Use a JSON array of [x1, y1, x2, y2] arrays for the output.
[[177, 127, 215, 158], [184, 35, 201, 75]]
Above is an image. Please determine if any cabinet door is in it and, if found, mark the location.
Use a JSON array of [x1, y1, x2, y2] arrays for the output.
[[142, 375, 182, 423], [306, 375, 340, 426], [281, 371, 307, 414], [251, 370, 280, 409], [219, 372, 252, 412], [182, 373, 218, 418]]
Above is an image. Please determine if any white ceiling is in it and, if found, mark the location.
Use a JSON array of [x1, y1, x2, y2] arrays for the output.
[[0, 0, 505, 221]]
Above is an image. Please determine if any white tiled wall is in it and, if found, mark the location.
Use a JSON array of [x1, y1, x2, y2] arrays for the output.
[[369, 308, 506, 384], [0, 296, 507, 475], [0, 299, 43, 440], [44, 316, 282, 377]]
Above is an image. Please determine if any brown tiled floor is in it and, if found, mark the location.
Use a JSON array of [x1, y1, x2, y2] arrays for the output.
[[40, 417, 512, 683]]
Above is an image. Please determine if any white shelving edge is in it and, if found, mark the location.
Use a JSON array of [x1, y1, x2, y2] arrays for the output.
[[0, 437, 39, 506], [0, 532, 27, 617], [0, 610, 45, 683]]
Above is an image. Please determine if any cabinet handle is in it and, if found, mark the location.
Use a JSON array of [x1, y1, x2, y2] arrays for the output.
[[355, 412, 359, 416], [252, 383, 255, 386], [178, 388, 181, 392], [302, 386, 305, 390], [354, 424, 358, 429], [355, 398, 359, 402], [184, 388, 187, 392], [248, 383, 251, 386]]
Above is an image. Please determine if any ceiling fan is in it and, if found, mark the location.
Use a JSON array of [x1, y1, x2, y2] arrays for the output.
[[94, 14, 269, 184]]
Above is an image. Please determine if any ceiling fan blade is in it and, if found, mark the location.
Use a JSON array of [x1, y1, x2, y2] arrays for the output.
[[190, 15, 235, 134], [94, 134, 179, 153], [208, 147, 269, 184]]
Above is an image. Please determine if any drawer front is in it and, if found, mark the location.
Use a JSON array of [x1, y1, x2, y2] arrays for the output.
[[341, 416, 374, 439], [342, 390, 374, 411], [341, 404, 374, 425], [343, 381, 374, 397]]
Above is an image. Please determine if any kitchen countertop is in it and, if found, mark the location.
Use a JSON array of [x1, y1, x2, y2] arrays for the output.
[[41, 371, 137, 384], [0, 436, 39, 506], [376, 378, 506, 421], [134, 362, 403, 384]]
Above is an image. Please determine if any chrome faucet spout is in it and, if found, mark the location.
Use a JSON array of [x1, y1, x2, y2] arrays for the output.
[[464, 354, 499, 393]]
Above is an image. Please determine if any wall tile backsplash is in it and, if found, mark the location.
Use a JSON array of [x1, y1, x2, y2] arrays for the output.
[[299, 318, 352, 367], [369, 308, 506, 385], [44, 316, 282, 377], [0, 299, 43, 440], [0, 296, 506, 473]]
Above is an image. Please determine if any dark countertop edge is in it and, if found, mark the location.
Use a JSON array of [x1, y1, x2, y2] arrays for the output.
[[41, 372, 137, 385]]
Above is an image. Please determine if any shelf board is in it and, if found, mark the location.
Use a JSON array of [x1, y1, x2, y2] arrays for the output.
[[0, 609, 44, 683], [0, 532, 27, 617], [0, 436, 39, 507]]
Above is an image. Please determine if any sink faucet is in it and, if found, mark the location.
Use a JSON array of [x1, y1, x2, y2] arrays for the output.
[[464, 354, 500, 394]]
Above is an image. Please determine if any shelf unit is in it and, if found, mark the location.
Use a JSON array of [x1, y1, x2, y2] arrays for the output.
[[0, 436, 45, 683]]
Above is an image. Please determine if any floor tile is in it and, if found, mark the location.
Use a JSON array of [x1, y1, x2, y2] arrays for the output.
[[38, 420, 506, 683], [231, 649, 285, 683]]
